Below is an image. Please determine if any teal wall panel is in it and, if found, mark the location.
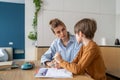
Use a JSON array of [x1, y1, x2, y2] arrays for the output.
[[0, 2, 25, 59]]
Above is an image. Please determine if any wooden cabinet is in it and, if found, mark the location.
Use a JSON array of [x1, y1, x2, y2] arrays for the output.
[[100, 46, 120, 78], [35, 47, 49, 60]]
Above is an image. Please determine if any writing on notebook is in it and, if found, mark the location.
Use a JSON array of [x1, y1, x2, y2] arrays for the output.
[[35, 68, 73, 78]]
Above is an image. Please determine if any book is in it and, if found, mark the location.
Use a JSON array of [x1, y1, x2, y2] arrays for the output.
[[0, 61, 13, 70], [35, 68, 73, 78]]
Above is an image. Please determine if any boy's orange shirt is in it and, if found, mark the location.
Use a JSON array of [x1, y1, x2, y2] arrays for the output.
[[59, 40, 106, 80]]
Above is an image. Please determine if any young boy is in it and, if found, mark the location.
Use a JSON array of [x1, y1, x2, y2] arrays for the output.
[[54, 18, 106, 80]]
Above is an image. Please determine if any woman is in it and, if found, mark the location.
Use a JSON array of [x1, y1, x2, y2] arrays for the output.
[[41, 18, 82, 68]]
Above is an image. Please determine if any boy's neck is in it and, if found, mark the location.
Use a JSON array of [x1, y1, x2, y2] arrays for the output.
[[83, 38, 92, 46]]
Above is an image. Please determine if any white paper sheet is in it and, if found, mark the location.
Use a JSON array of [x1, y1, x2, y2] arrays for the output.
[[35, 68, 73, 78]]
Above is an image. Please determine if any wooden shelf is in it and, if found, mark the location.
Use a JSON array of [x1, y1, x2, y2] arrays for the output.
[[35, 47, 49, 60]]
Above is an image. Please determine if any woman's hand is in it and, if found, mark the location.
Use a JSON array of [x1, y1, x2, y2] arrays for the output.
[[45, 60, 55, 67]]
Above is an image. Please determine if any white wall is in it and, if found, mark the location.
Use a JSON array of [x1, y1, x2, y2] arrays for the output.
[[25, 0, 36, 60], [0, 0, 24, 4], [116, 0, 120, 40], [25, 0, 116, 60], [38, 0, 116, 46]]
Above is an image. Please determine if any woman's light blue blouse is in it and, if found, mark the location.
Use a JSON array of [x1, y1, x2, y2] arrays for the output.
[[41, 33, 82, 65]]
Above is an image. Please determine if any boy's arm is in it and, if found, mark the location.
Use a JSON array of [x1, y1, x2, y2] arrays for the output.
[[59, 48, 97, 74]]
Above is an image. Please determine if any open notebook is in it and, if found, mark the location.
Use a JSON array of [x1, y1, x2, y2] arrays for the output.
[[35, 68, 73, 78]]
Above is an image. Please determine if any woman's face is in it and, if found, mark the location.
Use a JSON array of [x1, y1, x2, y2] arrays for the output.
[[53, 25, 68, 40]]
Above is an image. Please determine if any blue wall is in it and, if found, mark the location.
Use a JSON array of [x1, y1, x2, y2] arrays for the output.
[[0, 2, 25, 59]]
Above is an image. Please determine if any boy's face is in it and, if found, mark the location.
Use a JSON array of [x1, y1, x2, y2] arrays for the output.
[[53, 25, 68, 41], [75, 32, 82, 43]]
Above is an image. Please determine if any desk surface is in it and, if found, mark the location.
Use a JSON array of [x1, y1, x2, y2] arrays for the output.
[[0, 61, 93, 80]]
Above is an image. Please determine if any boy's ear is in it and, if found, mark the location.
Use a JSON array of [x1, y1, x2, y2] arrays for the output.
[[79, 31, 83, 37], [80, 31, 86, 38]]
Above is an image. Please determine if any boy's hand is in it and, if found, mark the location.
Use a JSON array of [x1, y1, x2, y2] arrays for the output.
[[54, 61, 62, 69], [54, 52, 63, 63], [46, 60, 61, 69]]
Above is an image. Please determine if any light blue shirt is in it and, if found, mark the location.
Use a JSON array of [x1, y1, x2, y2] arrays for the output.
[[40, 33, 82, 65]]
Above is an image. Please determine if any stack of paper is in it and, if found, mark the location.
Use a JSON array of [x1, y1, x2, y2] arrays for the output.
[[0, 61, 13, 70], [35, 68, 73, 78]]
